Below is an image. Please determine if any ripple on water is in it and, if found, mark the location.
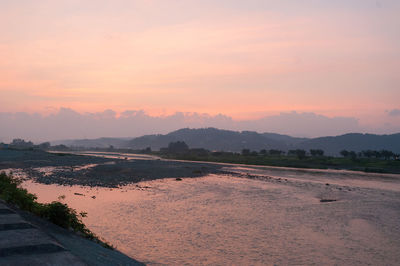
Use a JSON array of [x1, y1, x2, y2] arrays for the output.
[[22, 173, 400, 265]]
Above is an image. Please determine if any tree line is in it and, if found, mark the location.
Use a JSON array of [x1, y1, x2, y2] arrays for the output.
[[160, 141, 399, 160], [340, 149, 397, 160], [2, 138, 398, 161], [0, 139, 50, 150]]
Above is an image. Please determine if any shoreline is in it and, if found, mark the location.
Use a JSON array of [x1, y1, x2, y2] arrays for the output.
[[21, 169, 400, 265], [56, 149, 400, 175], [1, 199, 144, 265], [1, 149, 399, 189], [3, 149, 399, 264]]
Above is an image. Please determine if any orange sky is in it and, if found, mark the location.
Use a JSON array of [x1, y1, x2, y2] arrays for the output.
[[0, 0, 399, 128]]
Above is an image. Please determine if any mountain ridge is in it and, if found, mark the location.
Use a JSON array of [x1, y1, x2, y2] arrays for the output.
[[50, 128, 400, 155]]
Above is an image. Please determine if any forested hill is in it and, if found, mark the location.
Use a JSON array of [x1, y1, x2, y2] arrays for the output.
[[53, 128, 400, 155], [297, 133, 400, 155], [127, 128, 305, 152], [127, 129, 400, 155]]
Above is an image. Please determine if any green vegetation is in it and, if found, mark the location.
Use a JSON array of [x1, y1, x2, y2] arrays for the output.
[[158, 142, 400, 174], [0, 172, 113, 249], [0, 138, 51, 150]]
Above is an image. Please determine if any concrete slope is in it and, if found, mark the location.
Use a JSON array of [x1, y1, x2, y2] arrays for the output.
[[0, 200, 144, 266], [0, 201, 86, 265]]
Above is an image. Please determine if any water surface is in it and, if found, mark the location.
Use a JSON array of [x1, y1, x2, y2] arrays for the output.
[[22, 168, 400, 265]]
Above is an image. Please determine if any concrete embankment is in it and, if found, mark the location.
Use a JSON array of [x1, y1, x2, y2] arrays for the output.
[[0, 200, 144, 266]]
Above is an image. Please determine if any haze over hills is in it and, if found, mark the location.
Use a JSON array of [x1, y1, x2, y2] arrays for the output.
[[2, 108, 400, 143], [127, 128, 306, 152], [297, 133, 400, 155], [52, 128, 400, 155], [52, 137, 132, 149]]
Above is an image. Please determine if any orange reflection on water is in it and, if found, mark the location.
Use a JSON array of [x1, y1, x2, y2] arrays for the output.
[[22, 173, 400, 265]]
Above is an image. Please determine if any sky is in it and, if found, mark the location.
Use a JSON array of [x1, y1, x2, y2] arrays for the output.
[[0, 0, 399, 140]]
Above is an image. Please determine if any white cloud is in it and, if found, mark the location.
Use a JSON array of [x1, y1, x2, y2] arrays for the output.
[[0, 108, 383, 143]]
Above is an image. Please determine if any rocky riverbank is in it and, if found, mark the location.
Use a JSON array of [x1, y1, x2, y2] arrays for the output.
[[0, 149, 223, 187]]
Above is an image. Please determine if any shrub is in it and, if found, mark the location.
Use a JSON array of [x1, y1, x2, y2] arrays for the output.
[[0, 172, 113, 249], [0, 173, 37, 211]]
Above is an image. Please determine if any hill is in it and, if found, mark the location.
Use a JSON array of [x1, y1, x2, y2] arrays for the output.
[[127, 128, 300, 151], [52, 128, 400, 155], [297, 133, 400, 155], [51, 137, 130, 148], [127, 129, 400, 155]]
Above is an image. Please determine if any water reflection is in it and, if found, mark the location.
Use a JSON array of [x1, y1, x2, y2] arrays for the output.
[[22, 173, 400, 265]]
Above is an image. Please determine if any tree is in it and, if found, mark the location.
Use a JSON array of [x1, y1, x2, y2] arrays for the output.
[[361, 150, 373, 158], [38, 142, 51, 150], [380, 150, 394, 160], [372, 150, 381, 159], [348, 151, 357, 160], [10, 139, 34, 149], [241, 149, 250, 156], [310, 149, 324, 157], [295, 149, 306, 159], [340, 150, 349, 157], [143, 147, 152, 153], [167, 141, 189, 154], [259, 149, 267, 155], [289, 149, 306, 159]]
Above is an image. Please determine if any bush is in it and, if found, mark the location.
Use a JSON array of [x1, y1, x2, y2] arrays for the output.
[[0, 172, 112, 249], [38, 202, 80, 230], [0, 173, 37, 211]]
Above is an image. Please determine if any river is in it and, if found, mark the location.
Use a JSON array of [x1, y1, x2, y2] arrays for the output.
[[20, 157, 400, 265]]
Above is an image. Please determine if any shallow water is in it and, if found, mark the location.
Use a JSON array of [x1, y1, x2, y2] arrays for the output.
[[22, 170, 400, 265]]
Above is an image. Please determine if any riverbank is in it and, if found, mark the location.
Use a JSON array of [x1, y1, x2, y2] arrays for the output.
[[0, 172, 143, 265], [0, 149, 223, 187], [22, 170, 400, 265], [159, 152, 400, 174], [0, 199, 143, 265], [3, 149, 399, 264], [2, 149, 399, 188]]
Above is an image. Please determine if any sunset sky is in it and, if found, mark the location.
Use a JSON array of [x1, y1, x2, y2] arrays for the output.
[[1, 0, 399, 135]]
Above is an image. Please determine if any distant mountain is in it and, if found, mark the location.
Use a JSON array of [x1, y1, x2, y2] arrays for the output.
[[261, 132, 308, 146], [297, 133, 400, 155], [127, 129, 400, 155], [127, 128, 296, 151], [53, 128, 400, 155], [51, 137, 130, 148]]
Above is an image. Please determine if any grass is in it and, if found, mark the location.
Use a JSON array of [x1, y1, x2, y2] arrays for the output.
[[159, 153, 400, 174], [0, 172, 113, 249]]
